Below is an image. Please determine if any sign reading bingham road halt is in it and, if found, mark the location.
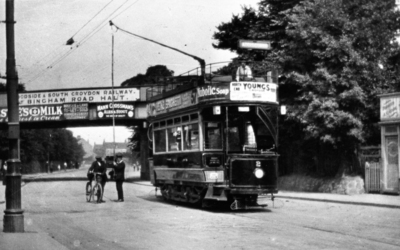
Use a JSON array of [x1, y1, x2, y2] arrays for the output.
[[0, 87, 140, 123], [18, 87, 139, 106]]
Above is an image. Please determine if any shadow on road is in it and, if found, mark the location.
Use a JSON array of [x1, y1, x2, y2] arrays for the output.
[[137, 191, 274, 214]]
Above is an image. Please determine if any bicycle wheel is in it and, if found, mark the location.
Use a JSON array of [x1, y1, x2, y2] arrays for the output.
[[94, 184, 103, 203], [86, 182, 92, 202]]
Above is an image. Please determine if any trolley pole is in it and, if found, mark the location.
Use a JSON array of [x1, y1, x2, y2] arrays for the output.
[[3, 0, 24, 232]]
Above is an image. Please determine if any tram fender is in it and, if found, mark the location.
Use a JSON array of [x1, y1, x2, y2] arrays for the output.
[[204, 185, 228, 201]]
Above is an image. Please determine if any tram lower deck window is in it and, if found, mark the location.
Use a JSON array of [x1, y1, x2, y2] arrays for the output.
[[168, 127, 181, 151], [183, 124, 199, 150]]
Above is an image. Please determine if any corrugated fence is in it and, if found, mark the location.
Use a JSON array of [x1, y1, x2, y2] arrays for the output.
[[360, 146, 381, 193]]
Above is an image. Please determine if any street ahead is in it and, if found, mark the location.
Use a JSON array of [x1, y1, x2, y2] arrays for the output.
[[1, 166, 400, 250]]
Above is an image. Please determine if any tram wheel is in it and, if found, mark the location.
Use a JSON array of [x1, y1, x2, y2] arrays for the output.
[[160, 185, 169, 200]]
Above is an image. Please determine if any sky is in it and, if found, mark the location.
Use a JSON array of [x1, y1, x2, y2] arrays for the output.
[[0, 0, 259, 145]]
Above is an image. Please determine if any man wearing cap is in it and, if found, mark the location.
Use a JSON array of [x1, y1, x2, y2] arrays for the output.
[[112, 153, 125, 202], [236, 61, 253, 81], [88, 156, 107, 202]]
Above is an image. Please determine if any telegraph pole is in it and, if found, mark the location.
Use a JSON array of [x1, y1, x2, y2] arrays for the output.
[[3, 0, 24, 232]]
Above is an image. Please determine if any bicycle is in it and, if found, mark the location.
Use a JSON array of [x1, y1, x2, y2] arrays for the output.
[[86, 173, 103, 203]]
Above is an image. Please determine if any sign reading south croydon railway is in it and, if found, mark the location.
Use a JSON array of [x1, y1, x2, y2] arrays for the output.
[[18, 87, 140, 106]]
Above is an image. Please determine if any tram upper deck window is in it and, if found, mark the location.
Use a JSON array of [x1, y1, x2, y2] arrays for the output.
[[205, 122, 222, 149], [182, 115, 189, 123], [154, 129, 166, 153], [190, 113, 198, 121]]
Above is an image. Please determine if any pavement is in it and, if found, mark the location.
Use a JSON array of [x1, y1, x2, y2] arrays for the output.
[[0, 168, 400, 250]]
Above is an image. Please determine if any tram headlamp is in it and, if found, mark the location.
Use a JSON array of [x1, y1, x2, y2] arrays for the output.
[[254, 168, 264, 179], [204, 171, 224, 182]]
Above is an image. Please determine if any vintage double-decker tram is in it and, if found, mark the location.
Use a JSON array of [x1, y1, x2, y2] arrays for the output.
[[146, 70, 280, 210]]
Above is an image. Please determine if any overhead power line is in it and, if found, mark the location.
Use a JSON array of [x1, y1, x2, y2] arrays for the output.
[[26, 0, 141, 84], [66, 0, 116, 44], [109, 21, 206, 79], [26, 1, 117, 82]]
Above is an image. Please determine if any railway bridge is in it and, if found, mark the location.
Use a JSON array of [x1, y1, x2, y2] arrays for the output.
[[0, 85, 159, 179]]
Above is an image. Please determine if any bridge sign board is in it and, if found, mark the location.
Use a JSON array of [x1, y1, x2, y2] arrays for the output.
[[96, 103, 135, 119], [0, 87, 142, 125], [18, 87, 140, 106]]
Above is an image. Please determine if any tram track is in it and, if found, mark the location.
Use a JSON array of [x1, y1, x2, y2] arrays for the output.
[[227, 200, 400, 249]]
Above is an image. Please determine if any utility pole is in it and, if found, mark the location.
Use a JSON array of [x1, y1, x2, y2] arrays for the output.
[[3, 0, 24, 232]]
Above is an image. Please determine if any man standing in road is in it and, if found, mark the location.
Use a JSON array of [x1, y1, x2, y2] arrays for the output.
[[112, 153, 125, 202]]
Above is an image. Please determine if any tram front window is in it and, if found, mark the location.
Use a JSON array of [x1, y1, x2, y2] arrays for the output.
[[226, 107, 272, 153], [227, 121, 256, 153]]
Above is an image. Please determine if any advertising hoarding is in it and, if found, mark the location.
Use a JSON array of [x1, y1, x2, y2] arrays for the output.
[[96, 103, 135, 119], [0, 104, 89, 122], [147, 90, 197, 117], [381, 95, 400, 120]]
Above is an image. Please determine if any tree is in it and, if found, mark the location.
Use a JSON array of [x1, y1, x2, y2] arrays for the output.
[[121, 65, 174, 86], [0, 128, 84, 173], [213, 0, 301, 62], [0, 82, 26, 92], [213, 0, 400, 176], [278, 0, 400, 173], [128, 127, 141, 153]]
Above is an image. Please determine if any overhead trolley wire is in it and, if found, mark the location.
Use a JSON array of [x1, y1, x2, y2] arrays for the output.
[[26, 0, 117, 83], [44, 0, 130, 69], [69, 0, 116, 41], [26, 0, 139, 84], [109, 21, 206, 76], [110, 0, 141, 20]]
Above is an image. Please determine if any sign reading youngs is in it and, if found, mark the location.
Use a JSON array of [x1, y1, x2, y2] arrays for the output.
[[18, 87, 140, 106], [230, 82, 277, 103]]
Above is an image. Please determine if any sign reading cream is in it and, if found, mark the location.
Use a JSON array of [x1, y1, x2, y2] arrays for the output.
[[0, 104, 93, 122], [18, 87, 140, 106]]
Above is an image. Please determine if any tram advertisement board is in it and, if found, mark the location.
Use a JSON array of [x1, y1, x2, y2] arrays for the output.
[[197, 83, 230, 103], [230, 82, 277, 103], [18, 87, 140, 106], [96, 103, 135, 119], [147, 90, 197, 116], [197, 82, 278, 103]]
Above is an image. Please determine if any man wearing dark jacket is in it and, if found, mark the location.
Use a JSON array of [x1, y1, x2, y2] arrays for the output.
[[112, 153, 125, 202], [88, 156, 107, 202]]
